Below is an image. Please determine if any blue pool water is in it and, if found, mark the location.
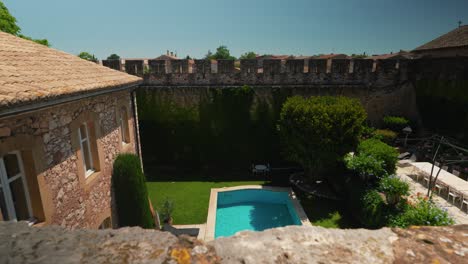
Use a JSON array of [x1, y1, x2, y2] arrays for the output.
[[215, 189, 302, 238]]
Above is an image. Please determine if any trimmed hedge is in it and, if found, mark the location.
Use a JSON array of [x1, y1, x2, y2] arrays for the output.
[[373, 129, 397, 144], [383, 116, 409, 132], [112, 154, 154, 228], [357, 138, 398, 175]]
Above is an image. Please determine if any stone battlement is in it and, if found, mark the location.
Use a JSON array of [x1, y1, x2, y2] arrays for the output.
[[102, 58, 407, 86]]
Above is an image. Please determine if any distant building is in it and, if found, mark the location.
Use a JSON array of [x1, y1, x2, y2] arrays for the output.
[[154, 50, 179, 61], [312, 54, 349, 60], [367, 51, 414, 60], [412, 25, 468, 57]]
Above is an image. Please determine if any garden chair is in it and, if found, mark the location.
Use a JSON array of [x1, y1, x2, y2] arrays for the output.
[[452, 169, 460, 177], [461, 196, 468, 214], [447, 188, 461, 205], [441, 165, 448, 171], [435, 161, 440, 167], [434, 182, 447, 196]]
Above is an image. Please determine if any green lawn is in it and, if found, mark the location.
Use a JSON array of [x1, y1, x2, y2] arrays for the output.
[[146, 170, 359, 228], [147, 180, 266, 224]]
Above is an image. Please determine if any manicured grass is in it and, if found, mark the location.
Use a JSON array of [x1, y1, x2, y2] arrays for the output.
[[147, 180, 266, 224], [146, 169, 359, 228]]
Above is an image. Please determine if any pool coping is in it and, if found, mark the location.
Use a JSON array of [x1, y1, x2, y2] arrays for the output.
[[205, 185, 311, 241]]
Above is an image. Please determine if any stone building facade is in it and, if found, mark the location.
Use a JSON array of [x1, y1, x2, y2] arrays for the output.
[[0, 32, 142, 229]]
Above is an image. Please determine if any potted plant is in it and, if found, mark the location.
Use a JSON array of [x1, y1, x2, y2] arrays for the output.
[[160, 197, 174, 225]]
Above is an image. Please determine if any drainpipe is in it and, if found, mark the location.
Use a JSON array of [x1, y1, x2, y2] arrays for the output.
[[130, 88, 144, 174]]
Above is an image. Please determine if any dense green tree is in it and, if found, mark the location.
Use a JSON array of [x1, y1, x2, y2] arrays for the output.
[[205, 45, 236, 60], [112, 154, 154, 228], [107, 53, 120, 60], [278, 96, 367, 181], [239, 51, 257, 59], [0, 1, 20, 35], [78, 52, 98, 62], [0, 1, 50, 46]]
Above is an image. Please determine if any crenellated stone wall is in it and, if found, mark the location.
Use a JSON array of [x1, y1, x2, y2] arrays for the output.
[[1, 222, 466, 263], [0, 90, 137, 228]]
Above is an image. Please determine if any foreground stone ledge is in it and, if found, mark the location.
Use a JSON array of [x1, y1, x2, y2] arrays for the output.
[[0, 222, 466, 263]]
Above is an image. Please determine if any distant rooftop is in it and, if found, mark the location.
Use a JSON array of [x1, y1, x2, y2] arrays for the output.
[[413, 25, 468, 51], [0, 32, 141, 112]]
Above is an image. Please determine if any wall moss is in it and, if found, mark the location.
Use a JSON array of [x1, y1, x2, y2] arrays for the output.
[[137, 86, 289, 169], [415, 80, 468, 143]]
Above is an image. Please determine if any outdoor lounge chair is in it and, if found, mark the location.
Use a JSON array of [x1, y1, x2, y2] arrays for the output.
[[435, 182, 448, 196], [162, 224, 199, 237]]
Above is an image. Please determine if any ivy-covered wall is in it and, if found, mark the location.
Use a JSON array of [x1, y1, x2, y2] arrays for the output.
[[415, 80, 468, 143], [137, 86, 292, 169]]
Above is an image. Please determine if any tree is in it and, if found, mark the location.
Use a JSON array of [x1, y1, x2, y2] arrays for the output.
[[112, 154, 154, 228], [239, 51, 257, 60], [278, 96, 367, 181], [0, 1, 50, 46], [107, 54, 120, 60], [0, 1, 20, 35], [205, 45, 236, 60], [78, 52, 98, 62]]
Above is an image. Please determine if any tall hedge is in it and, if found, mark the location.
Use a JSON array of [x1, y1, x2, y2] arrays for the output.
[[357, 138, 398, 175], [112, 153, 154, 228], [278, 96, 367, 180]]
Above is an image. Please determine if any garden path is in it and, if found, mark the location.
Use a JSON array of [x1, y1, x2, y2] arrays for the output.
[[397, 165, 468, 225]]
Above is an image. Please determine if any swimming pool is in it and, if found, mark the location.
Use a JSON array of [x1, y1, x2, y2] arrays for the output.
[[205, 186, 309, 240]]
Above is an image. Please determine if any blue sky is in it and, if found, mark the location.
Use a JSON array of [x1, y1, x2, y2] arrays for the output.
[[4, 0, 468, 59]]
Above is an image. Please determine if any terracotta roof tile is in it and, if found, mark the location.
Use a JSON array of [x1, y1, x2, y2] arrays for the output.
[[413, 26, 468, 51], [0, 32, 141, 111]]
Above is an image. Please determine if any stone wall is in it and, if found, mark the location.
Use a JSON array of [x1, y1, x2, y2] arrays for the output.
[[1, 222, 466, 263], [0, 90, 137, 228]]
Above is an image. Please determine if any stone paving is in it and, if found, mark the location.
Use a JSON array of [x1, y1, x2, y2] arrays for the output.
[[397, 165, 468, 225]]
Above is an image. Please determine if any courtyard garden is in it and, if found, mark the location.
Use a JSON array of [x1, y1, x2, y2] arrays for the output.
[[113, 86, 457, 232]]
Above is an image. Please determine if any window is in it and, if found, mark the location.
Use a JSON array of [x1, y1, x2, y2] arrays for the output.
[[119, 107, 130, 144], [78, 122, 94, 177], [0, 151, 32, 221]]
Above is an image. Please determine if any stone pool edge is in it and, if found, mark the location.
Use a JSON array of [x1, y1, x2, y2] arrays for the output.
[[205, 185, 311, 242]]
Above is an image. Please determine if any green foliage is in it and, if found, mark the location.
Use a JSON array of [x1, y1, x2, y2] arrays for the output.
[[378, 176, 409, 205], [344, 153, 387, 179], [383, 116, 409, 131], [278, 96, 367, 179], [389, 198, 454, 228], [361, 190, 387, 228], [239, 51, 257, 59], [373, 129, 397, 144], [137, 86, 284, 168], [107, 54, 120, 60], [361, 125, 376, 139], [0, 1, 50, 46], [112, 154, 154, 228], [350, 52, 367, 58], [205, 45, 236, 60], [78, 52, 98, 62], [160, 197, 174, 223], [0, 1, 20, 35], [357, 139, 398, 174]]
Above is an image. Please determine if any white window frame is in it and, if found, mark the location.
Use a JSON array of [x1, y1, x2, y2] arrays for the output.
[[0, 151, 33, 221], [78, 122, 94, 177]]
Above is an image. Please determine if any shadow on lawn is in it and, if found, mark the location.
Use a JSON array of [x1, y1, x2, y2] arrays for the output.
[[144, 165, 292, 186]]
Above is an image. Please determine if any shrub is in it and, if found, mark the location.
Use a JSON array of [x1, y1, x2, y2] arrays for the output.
[[160, 197, 174, 223], [389, 197, 454, 228], [383, 116, 409, 131], [112, 153, 154, 228], [358, 138, 398, 174], [361, 190, 387, 228], [378, 176, 409, 205], [344, 153, 387, 180], [361, 125, 376, 140], [278, 96, 367, 180], [373, 129, 397, 144]]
